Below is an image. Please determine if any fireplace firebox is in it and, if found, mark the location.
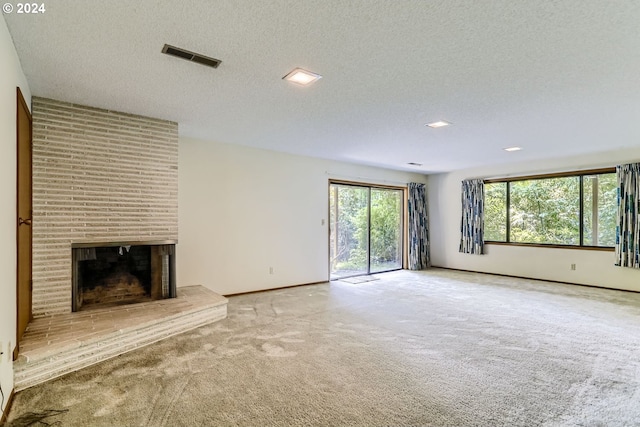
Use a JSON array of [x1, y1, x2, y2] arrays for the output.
[[72, 241, 176, 311]]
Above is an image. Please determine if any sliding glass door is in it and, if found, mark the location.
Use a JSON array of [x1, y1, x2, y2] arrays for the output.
[[329, 183, 403, 279]]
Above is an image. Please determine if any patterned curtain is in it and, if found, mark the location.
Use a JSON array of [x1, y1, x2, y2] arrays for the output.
[[459, 179, 484, 254], [615, 163, 640, 268], [408, 182, 430, 270]]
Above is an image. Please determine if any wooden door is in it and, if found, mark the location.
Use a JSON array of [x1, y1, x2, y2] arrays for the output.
[[16, 87, 32, 359]]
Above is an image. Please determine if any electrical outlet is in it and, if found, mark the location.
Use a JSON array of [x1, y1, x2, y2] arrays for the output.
[[269, 267, 274, 275], [571, 263, 576, 271]]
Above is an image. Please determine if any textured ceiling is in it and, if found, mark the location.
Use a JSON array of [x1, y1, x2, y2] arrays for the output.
[[5, 0, 640, 172]]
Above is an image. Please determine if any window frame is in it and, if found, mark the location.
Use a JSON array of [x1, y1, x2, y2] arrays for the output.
[[484, 167, 616, 251]]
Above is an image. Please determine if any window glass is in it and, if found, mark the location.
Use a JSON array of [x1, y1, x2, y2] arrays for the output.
[[483, 171, 615, 248], [582, 173, 617, 247], [484, 182, 507, 242], [509, 177, 580, 245]]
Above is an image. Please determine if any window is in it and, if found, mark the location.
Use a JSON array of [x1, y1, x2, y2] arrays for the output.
[[582, 174, 617, 246], [484, 169, 616, 248], [484, 182, 507, 242]]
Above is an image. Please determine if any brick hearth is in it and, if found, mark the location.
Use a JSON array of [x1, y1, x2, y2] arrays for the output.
[[14, 286, 226, 391]]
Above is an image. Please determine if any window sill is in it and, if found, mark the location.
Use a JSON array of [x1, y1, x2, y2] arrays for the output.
[[484, 241, 614, 252]]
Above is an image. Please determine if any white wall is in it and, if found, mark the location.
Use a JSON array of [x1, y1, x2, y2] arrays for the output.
[[178, 137, 428, 295], [429, 147, 640, 292], [0, 14, 31, 415]]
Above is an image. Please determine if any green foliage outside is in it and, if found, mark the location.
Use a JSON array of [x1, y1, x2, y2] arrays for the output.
[[484, 173, 616, 246], [330, 185, 402, 274], [484, 183, 507, 241], [353, 189, 402, 272], [330, 185, 368, 273], [582, 174, 617, 246], [509, 177, 580, 244]]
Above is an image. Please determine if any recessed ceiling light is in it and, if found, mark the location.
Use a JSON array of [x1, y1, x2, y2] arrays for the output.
[[283, 68, 322, 86], [425, 121, 450, 128], [407, 162, 423, 167], [504, 146, 523, 152]]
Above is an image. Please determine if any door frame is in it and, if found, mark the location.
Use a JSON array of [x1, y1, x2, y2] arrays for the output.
[[15, 86, 32, 360], [328, 179, 407, 279]]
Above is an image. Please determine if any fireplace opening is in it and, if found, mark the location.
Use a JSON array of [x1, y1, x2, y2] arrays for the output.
[[72, 242, 176, 311]]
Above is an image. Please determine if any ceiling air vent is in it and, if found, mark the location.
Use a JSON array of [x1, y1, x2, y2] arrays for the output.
[[161, 44, 221, 69]]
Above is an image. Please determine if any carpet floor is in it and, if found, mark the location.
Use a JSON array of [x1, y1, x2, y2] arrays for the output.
[[6, 269, 640, 426]]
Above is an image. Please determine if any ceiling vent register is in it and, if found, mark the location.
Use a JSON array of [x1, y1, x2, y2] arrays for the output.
[[161, 44, 222, 69]]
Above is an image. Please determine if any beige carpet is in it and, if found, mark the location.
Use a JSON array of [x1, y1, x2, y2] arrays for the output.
[[6, 269, 640, 426]]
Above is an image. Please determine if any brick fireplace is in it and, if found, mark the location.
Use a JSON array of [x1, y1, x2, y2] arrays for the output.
[[16, 97, 228, 392], [31, 97, 179, 317]]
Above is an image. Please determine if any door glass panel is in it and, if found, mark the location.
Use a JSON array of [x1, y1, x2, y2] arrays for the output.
[[370, 188, 403, 273], [330, 185, 369, 279]]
